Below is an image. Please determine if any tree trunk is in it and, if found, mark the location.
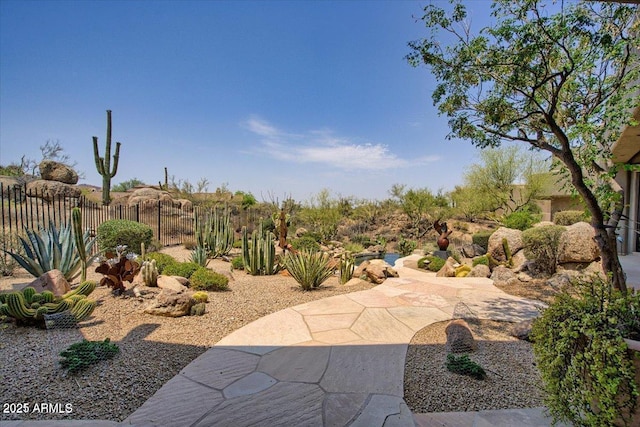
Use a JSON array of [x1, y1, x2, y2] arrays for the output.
[[593, 225, 627, 294]]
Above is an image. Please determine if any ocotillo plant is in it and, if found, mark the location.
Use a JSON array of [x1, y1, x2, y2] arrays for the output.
[[93, 110, 121, 205], [71, 207, 87, 281]]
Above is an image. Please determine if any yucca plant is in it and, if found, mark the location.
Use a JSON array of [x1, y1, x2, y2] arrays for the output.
[[339, 252, 355, 285], [2, 221, 98, 281], [190, 245, 209, 267], [284, 250, 334, 291]]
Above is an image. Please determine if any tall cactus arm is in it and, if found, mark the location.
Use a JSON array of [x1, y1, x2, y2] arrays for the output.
[[92, 136, 105, 175], [110, 141, 121, 178]]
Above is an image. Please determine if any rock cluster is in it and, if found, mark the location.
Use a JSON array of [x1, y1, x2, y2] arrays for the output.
[[353, 259, 398, 284]]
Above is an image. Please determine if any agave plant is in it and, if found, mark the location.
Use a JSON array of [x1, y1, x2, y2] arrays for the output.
[[284, 249, 334, 291], [3, 221, 98, 281], [190, 245, 209, 267]]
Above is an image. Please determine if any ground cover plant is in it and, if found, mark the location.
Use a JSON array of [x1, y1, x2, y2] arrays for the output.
[[59, 338, 119, 374]]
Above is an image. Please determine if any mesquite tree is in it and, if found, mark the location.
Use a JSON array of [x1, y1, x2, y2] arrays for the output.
[[408, 0, 639, 292], [93, 110, 121, 206]]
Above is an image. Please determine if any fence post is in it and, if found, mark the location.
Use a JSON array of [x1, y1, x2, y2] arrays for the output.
[[157, 199, 161, 246]]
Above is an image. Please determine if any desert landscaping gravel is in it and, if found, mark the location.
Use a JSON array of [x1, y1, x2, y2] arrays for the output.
[[1, 246, 546, 422]]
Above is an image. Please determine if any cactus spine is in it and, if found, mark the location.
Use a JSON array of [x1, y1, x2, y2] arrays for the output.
[[93, 109, 121, 206], [72, 207, 87, 281], [141, 259, 158, 286]]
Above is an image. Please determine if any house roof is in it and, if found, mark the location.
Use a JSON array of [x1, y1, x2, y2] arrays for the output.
[[612, 103, 640, 164]]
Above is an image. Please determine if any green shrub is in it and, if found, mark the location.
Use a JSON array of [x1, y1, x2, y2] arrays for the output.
[[291, 236, 321, 252], [446, 354, 486, 380], [418, 256, 445, 272], [522, 225, 565, 275], [351, 234, 373, 247], [397, 236, 418, 256], [190, 267, 229, 291], [531, 278, 640, 426], [232, 240, 243, 249], [146, 252, 177, 274], [97, 219, 153, 254], [191, 291, 208, 303], [343, 242, 365, 253], [59, 338, 119, 374], [231, 255, 244, 270], [163, 262, 200, 279], [553, 210, 590, 226], [472, 255, 489, 267], [502, 208, 541, 231], [284, 250, 334, 291], [472, 231, 493, 252]]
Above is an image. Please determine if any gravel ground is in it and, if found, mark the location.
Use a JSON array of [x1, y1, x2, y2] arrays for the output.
[[1, 247, 547, 421], [0, 246, 373, 422], [404, 318, 545, 413]]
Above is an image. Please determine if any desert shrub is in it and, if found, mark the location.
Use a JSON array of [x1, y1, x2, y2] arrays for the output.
[[147, 238, 163, 253], [446, 354, 486, 380], [232, 240, 242, 249], [522, 225, 565, 275], [397, 236, 418, 256], [502, 208, 541, 231], [59, 338, 119, 374], [471, 231, 493, 252], [343, 242, 365, 253], [190, 267, 229, 291], [183, 238, 197, 250], [418, 256, 445, 272], [291, 236, 321, 253], [472, 255, 489, 267], [191, 291, 208, 303], [284, 250, 334, 291], [163, 261, 200, 279], [351, 234, 373, 247], [231, 255, 244, 270], [146, 252, 177, 274], [97, 220, 153, 254], [553, 210, 590, 226]]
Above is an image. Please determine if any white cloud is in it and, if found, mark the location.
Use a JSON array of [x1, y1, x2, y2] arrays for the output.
[[244, 116, 439, 171]]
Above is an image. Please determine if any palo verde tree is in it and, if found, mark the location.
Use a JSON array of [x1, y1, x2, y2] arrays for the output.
[[93, 110, 121, 206], [408, 0, 639, 292]]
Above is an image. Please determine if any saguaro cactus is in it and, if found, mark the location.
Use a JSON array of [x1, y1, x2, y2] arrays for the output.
[[93, 110, 121, 205]]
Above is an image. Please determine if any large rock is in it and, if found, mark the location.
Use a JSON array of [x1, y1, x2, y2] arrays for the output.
[[127, 187, 174, 207], [29, 269, 71, 297], [462, 243, 486, 258], [144, 289, 194, 317], [0, 175, 26, 200], [157, 275, 188, 293], [468, 264, 490, 278], [445, 319, 477, 353], [557, 221, 600, 264], [39, 160, 79, 184], [488, 227, 523, 262], [490, 265, 517, 285], [26, 179, 81, 201], [436, 257, 458, 278], [353, 260, 398, 284]]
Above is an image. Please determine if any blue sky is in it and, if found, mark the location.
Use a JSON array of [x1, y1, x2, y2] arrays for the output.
[[0, 0, 498, 202]]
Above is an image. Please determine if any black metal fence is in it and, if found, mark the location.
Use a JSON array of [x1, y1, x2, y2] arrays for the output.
[[1, 184, 196, 252]]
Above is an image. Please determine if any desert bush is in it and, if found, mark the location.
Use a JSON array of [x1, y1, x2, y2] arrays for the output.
[[163, 261, 200, 279], [284, 250, 334, 291], [351, 234, 373, 247], [418, 256, 445, 272], [97, 219, 153, 254], [502, 208, 540, 231], [471, 231, 493, 252], [59, 338, 119, 374], [183, 238, 197, 250], [397, 236, 418, 256], [146, 252, 177, 274], [291, 236, 321, 253], [522, 225, 565, 275], [343, 242, 365, 253], [231, 255, 244, 270], [553, 210, 590, 226], [190, 267, 229, 291]]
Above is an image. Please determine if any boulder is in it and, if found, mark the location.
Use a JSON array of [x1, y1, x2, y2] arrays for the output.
[[26, 179, 81, 201], [29, 269, 71, 297], [445, 319, 477, 353], [144, 289, 194, 317], [353, 259, 397, 284], [39, 160, 78, 184], [490, 265, 516, 285], [557, 222, 600, 264], [0, 175, 25, 200], [511, 319, 534, 341], [294, 227, 308, 238], [511, 250, 529, 272], [462, 243, 486, 258], [344, 278, 370, 287], [468, 264, 491, 278], [127, 187, 174, 207], [487, 227, 523, 262], [157, 275, 188, 293], [436, 257, 458, 278]]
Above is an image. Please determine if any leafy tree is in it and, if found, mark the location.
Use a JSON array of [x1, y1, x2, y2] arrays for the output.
[[407, 0, 639, 291], [112, 178, 145, 192], [298, 189, 342, 241], [389, 184, 450, 238]]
